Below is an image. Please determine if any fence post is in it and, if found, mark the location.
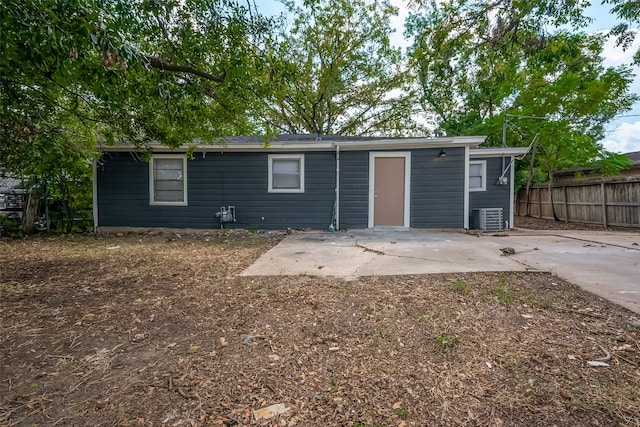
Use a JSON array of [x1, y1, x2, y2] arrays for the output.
[[538, 188, 542, 219], [563, 186, 569, 223], [601, 181, 608, 228]]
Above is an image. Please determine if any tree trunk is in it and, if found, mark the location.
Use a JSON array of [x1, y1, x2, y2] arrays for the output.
[[63, 200, 73, 233], [22, 188, 41, 234], [61, 178, 74, 233]]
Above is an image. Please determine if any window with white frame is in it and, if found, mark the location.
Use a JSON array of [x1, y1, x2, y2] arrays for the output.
[[268, 154, 305, 193], [149, 155, 187, 205], [469, 160, 486, 191]]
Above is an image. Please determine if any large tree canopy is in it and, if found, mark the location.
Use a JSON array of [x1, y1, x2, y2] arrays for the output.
[[263, 0, 422, 136], [2, 0, 639, 231], [605, 0, 640, 63], [407, 0, 637, 219], [1, 0, 278, 231], [407, 0, 637, 169], [1, 0, 275, 170]]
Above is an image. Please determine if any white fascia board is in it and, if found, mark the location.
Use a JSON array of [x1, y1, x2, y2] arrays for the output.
[[99, 142, 335, 152], [99, 136, 487, 153], [470, 148, 529, 158], [334, 136, 485, 151]]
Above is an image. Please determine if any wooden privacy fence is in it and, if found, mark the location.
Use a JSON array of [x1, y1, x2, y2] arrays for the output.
[[516, 179, 640, 228]]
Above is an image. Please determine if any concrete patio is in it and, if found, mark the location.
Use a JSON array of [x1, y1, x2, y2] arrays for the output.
[[241, 228, 640, 314]]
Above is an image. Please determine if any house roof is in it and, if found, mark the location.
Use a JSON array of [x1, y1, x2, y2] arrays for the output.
[[99, 133, 490, 152], [98, 134, 532, 158], [555, 150, 640, 177], [222, 134, 410, 143], [625, 151, 640, 163], [0, 176, 20, 194]]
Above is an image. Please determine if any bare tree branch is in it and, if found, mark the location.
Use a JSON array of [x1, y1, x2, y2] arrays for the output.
[[146, 56, 225, 83]]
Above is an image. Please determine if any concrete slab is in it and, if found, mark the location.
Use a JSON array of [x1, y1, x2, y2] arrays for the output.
[[240, 232, 380, 277], [241, 228, 640, 314], [506, 229, 640, 250], [482, 231, 640, 314], [240, 229, 527, 278]]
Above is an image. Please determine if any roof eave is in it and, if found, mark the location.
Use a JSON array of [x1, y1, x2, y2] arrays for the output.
[[469, 147, 529, 158], [333, 136, 485, 150], [98, 136, 487, 153]]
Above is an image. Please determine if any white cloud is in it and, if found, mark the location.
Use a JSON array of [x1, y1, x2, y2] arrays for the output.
[[587, 31, 640, 154], [602, 121, 640, 153], [389, 0, 412, 48], [600, 30, 640, 68]]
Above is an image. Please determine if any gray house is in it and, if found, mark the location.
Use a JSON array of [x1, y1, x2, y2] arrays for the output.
[[94, 135, 527, 232]]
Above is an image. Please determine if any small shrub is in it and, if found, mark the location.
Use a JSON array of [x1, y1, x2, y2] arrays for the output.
[[523, 292, 551, 309], [452, 280, 470, 293], [338, 283, 353, 295], [330, 376, 339, 393], [436, 334, 458, 350], [395, 408, 409, 419], [0, 215, 23, 238], [491, 277, 514, 304]]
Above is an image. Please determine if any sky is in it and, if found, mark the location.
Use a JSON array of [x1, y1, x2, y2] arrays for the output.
[[583, 3, 640, 154], [260, 1, 640, 154]]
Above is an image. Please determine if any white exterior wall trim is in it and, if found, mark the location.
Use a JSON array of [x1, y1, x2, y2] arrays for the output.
[[92, 160, 98, 232], [510, 156, 516, 229]]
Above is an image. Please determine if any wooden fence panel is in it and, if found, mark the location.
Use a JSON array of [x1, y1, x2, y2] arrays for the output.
[[516, 179, 640, 228], [607, 182, 640, 226]]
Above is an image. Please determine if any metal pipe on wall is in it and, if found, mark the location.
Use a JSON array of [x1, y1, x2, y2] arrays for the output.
[[336, 145, 340, 230]]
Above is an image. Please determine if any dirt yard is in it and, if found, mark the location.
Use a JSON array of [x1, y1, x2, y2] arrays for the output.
[[1, 230, 640, 426], [515, 216, 640, 232]]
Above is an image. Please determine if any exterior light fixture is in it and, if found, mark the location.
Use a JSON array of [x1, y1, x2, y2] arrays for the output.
[[438, 149, 447, 158]]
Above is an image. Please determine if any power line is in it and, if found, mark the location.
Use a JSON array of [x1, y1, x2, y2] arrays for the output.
[[506, 113, 640, 120]]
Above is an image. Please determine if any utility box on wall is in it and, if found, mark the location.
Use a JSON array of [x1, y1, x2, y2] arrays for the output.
[[473, 208, 503, 232]]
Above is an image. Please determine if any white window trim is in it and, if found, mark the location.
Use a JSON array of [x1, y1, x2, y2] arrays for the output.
[[149, 154, 188, 206], [268, 154, 305, 193], [469, 160, 486, 192]]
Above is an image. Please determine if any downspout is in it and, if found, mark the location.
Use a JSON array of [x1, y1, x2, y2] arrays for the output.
[[464, 145, 470, 229], [92, 159, 98, 233], [510, 155, 515, 229], [502, 112, 507, 187], [335, 145, 340, 230]]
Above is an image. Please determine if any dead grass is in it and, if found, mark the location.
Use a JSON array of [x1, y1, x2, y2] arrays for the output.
[[1, 230, 640, 426]]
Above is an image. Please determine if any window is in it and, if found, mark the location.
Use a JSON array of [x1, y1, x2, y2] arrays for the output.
[[469, 160, 486, 192], [268, 154, 305, 193], [149, 155, 187, 205]]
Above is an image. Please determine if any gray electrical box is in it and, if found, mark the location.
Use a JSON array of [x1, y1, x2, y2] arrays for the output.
[[473, 208, 504, 232]]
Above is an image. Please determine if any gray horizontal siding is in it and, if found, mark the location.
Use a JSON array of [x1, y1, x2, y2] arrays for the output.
[[469, 157, 512, 228], [98, 147, 473, 230], [411, 148, 465, 228], [97, 151, 336, 229], [338, 148, 467, 229], [338, 151, 369, 229]]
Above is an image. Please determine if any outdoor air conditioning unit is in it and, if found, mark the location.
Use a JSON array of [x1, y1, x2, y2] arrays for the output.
[[473, 208, 504, 232]]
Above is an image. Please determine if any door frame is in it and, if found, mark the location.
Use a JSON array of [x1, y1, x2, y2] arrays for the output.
[[368, 152, 411, 228]]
